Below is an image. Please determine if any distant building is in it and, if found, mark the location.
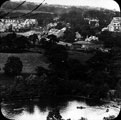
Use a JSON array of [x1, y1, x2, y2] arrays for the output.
[[73, 41, 92, 50], [85, 35, 98, 42], [75, 32, 83, 41], [57, 41, 72, 48], [89, 19, 99, 28], [84, 18, 99, 28], [108, 17, 121, 32], [48, 27, 66, 38], [72, 41, 103, 51], [0, 18, 38, 32]]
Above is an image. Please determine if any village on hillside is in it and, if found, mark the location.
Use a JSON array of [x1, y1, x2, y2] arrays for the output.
[[0, 1, 121, 120], [0, 16, 121, 52]]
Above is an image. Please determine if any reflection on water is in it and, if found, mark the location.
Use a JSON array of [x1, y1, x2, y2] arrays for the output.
[[1, 97, 120, 120], [60, 101, 120, 120]]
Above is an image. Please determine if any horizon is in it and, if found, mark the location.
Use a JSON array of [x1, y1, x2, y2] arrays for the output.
[[10, 0, 120, 12]]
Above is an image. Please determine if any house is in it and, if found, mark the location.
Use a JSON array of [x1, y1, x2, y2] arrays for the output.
[[72, 40, 103, 51], [72, 41, 93, 50], [85, 35, 98, 42], [0, 18, 38, 32], [89, 19, 99, 28], [108, 17, 121, 32], [48, 27, 66, 38], [57, 41, 72, 48], [84, 18, 99, 28], [75, 31, 83, 41]]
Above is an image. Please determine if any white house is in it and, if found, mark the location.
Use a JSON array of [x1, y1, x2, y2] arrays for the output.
[[108, 17, 121, 32]]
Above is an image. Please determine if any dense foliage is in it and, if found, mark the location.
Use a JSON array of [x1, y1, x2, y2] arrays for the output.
[[0, 33, 30, 52], [0, 3, 121, 102], [3, 56, 23, 76]]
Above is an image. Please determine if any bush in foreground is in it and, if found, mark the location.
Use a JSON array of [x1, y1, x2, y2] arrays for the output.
[[3, 56, 23, 76]]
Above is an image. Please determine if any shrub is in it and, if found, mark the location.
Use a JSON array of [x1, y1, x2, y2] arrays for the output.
[[3, 56, 23, 76], [35, 66, 48, 76]]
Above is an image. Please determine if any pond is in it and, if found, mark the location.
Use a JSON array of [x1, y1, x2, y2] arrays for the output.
[[1, 97, 120, 120]]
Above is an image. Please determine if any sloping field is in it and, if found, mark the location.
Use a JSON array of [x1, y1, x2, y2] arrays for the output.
[[4, 9, 54, 14], [12, 10, 54, 14], [0, 51, 93, 73], [68, 50, 94, 64], [0, 53, 49, 73]]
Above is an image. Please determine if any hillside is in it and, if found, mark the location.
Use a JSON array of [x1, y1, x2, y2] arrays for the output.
[[0, 52, 49, 73], [1, 1, 120, 15]]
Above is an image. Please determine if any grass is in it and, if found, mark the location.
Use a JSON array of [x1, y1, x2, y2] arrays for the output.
[[0, 74, 14, 86], [4, 9, 54, 14], [0, 52, 49, 74], [0, 52, 49, 87], [0, 73, 33, 86], [0, 50, 93, 87], [0, 32, 13, 37], [68, 50, 94, 64], [0, 50, 93, 74]]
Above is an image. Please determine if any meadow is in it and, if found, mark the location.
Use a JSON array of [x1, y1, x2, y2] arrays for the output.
[[0, 50, 93, 88], [0, 52, 49, 73]]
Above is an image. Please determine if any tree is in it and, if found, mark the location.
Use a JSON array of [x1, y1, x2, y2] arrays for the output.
[[47, 34, 59, 44], [2, 33, 17, 51], [9, 75, 26, 98], [0, 33, 30, 52], [67, 59, 87, 80], [13, 36, 30, 51], [41, 35, 60, 51], [80, 25, 95, 38], [98, 32, 121, 48], [28, 34, 38, 46], [3, 56, 23, 76], [35, 66, 48, 76], [87, 50, 112, 72], [116, 79, 121, 98], [63, 28, 75, 43], [45, 44, 68, 78], [46, 44, 68, 76]]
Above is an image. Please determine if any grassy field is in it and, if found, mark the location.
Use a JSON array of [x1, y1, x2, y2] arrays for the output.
[[0, 52, 49, 74], [0, 51, 93, 73], [4, 9, 54, 14], [0, 50, 93, 85], [68, 50, 94, 64]]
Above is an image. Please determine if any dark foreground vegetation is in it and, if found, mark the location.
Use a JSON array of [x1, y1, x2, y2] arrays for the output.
[[0, 31, 121, 104], [0, 1, 121, 120], [0, 0, 120, 104]]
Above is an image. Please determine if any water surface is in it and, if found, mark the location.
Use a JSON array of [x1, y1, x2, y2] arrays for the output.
[[1, 98, 120, 120]]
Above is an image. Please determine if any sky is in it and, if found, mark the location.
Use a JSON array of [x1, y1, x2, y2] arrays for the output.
[[11, 0, 120, 11]]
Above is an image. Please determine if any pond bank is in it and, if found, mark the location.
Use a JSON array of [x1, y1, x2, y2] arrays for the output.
[[1, 98, 120, 120]]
